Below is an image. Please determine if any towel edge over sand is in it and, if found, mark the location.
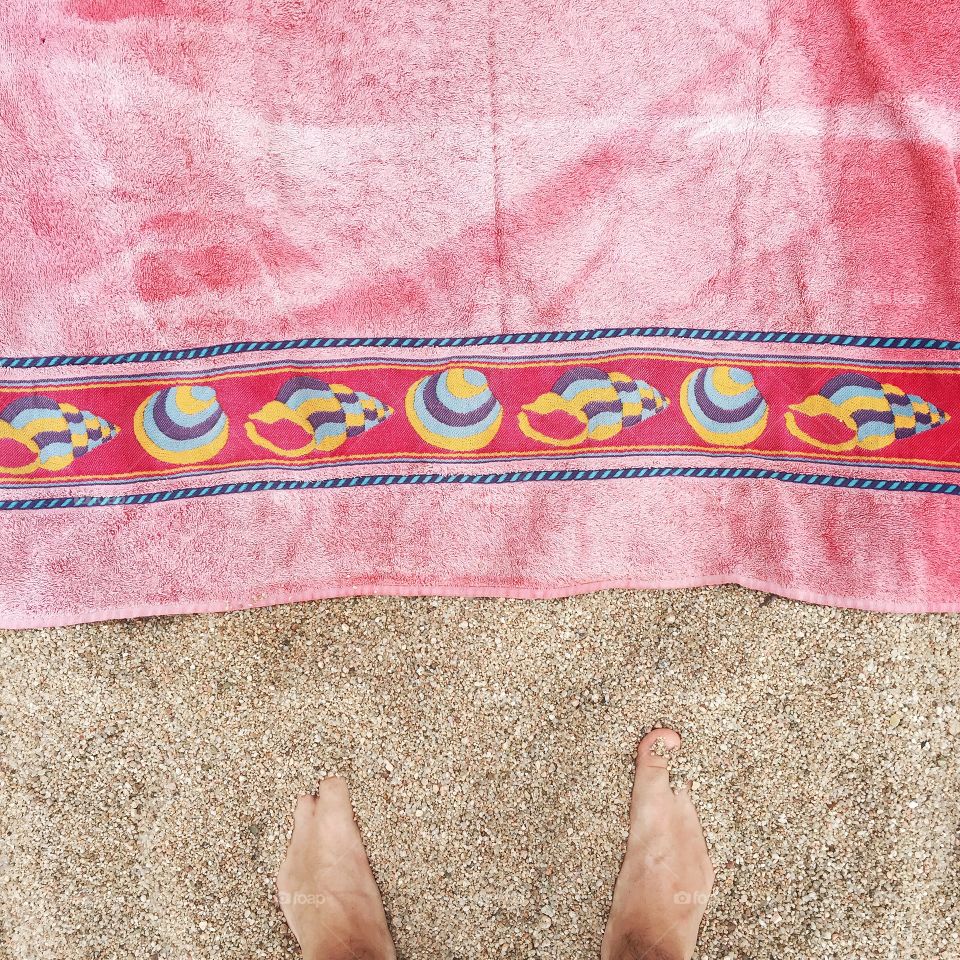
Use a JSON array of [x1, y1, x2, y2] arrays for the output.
[[6, 575, 959, 630]]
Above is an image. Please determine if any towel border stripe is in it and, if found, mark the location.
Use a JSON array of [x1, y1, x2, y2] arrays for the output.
[[5, 326, 960, 368], [2, 466, 957, 509]]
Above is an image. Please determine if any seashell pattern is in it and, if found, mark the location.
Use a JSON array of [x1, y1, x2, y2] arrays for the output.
[[406, 368, 503, 451], [680, 365, 768, 446], [785, 373, 950, 452], [134, 385, 229, 465], [246, 376, 392, 457], [0, 395, 118, 475], [518, 367, 669, 447]]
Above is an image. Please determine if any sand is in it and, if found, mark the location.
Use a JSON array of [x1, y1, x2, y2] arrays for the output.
[[1, 586, 958, 959]]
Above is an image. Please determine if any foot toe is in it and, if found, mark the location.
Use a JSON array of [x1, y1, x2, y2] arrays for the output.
[[292, 779, 354, 835], [293, 793, 319, 823], [630, 728, 681, 813], [637, 727, 680, 762], [635, 727, 680, 775], [315, 775, 351, 805]]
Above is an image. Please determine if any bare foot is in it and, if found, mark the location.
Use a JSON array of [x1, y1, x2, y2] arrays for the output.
[[277, 777, 396, 960], [601, 729, 714, 960]]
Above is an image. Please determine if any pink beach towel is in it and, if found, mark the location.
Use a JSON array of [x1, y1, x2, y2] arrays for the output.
[[2, 1, 959, 627]]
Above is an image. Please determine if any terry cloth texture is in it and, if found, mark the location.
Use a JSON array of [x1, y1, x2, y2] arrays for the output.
[[1, 0, 959, 625]]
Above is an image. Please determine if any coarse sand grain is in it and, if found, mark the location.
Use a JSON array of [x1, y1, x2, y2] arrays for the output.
[[1, 586, 958, 959]]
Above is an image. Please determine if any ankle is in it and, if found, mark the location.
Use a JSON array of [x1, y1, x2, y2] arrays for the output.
[[296, 917, 394, 960], [609, 931, 690, 960], [305, 945, 392, 960]]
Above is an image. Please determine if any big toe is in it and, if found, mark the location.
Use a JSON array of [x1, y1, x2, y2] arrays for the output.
[[637, 728, 681, 769], [315, 775, 352, 809], [631, 728, 680, 805]]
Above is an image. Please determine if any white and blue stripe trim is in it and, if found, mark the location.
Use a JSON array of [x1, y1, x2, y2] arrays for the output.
[[2, 466, 957, 510], [5, 326, 960, 369]]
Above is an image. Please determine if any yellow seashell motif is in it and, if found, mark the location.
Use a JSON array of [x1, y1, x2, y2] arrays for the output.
[[0, 394, 118, 475], [785, 373, 950, 452], [246, 376, 392, 457], [517, 367, 669, 447]]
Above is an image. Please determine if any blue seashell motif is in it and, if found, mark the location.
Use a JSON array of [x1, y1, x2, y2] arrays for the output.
[[679, 366, 768, 447], [134, 385, 229, 465], [405, 368, 503, 451]]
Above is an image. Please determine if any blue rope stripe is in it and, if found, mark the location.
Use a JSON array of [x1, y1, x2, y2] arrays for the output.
[[2, 467, 957, 509], [4, 327, 960, 368]]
